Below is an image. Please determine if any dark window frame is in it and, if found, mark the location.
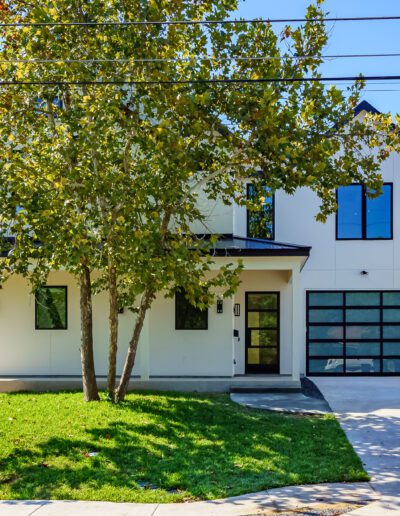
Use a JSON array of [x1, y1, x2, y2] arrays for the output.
[[35, 285, 68, 330], [306, 290, 400, 376], [336, 183, 393, 240], [246, 184, 275, 240], [245, 291, 280, 374], [175, 291, 208, 331]]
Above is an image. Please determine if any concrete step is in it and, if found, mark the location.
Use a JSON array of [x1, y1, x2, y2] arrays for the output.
[[0, 376, 302, 394], [230, 383, 302, 394]]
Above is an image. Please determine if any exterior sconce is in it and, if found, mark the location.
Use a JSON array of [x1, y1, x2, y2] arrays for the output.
[[118, 307, 124, 314], [360, 270, 369, 276], [217, 299, 223, 313], [234, 303, 240, 316]]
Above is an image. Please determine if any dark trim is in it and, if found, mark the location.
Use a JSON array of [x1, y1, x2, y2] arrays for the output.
[[212, 247, 310, 257], [336, 183, 393, 241], [245, 291, 280, 374], [306, 290, 400, 376], [35, 285, 68, 330], [0, 234, 311, 259], [354, 100, 381, 116], [175, 291, 208, 330], [246, 183, 275, 240], [212, 235, 311, 257]]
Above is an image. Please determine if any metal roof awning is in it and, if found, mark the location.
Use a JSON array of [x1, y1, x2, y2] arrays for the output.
[[210, 234, 311, 257]]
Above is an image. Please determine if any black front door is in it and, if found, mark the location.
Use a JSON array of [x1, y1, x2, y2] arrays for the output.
[[245, 292, 280, 374]]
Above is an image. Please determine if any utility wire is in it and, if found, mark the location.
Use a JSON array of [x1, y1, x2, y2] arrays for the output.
[[1, 16, 400, 27], [3, 53, 400, 64], [1, 75, 400, 86]]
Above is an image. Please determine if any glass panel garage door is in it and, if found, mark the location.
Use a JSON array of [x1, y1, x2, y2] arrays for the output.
[[307, 291, 400, 375]]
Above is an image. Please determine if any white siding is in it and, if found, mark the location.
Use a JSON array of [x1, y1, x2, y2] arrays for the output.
[[0, 272, 137, 377], [233, 270, 293, 375], [189, 188, 233, 235], [2, 123, 399, 379]]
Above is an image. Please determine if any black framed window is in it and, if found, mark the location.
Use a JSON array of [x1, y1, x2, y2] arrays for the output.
[[35, 286, 67, 330], [336, 183, 392, 240], [307, 290, 400, 376], [175, 291, 208, 330], [247, 184, 274, 240]]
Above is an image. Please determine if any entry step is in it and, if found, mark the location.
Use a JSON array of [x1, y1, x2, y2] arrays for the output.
[[230, 383, 301, 394]]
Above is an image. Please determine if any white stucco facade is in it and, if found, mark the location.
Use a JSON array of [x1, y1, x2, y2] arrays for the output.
[[1, 103, 399, 386], [0, 259, 303, 381]]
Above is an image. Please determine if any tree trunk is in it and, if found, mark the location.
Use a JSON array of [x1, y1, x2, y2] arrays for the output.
[[79, 264, 100, 401], [107, 263, 118, 401], [115, 288, 154, 403]]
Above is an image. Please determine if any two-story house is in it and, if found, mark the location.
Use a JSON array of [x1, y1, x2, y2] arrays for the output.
[[1, 100, 399, 392]]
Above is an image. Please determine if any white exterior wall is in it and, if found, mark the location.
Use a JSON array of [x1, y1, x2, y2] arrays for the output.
[[0, 271, 138, 377], [233, 270, 292, 375], [272, 153, 399, 374], [147, 293, 234, 377], [233, 151, 400, 376], [190, 188, 233, 235], [0, 264, 299, 378], [2, 126, 398, 379]]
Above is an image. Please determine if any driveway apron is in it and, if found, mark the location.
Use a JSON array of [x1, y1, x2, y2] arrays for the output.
[[313, 377, 400, 513]]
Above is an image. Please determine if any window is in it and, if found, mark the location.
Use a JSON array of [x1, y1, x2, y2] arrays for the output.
[[307, 290, 400, 375], [175, 291, 208, 330], [35, 286, 67, 330], [336, 184, 392, 240], [247, 184, 274, 240]]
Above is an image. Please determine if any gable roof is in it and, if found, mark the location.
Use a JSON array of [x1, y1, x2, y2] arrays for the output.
[[354, 100, 381, 117]]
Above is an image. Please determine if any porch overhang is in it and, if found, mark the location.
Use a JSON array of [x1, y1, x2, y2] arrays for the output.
[[208, 238, 309, 383], [210, 235, 311, 270]]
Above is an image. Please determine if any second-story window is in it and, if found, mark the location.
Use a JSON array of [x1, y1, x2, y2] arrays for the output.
[[247, 184, 274, 240], [336, 183, 393, 240]]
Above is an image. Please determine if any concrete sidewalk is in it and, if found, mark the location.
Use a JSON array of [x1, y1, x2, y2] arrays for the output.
[[0, 482, 377, 516], [230, 391, 331, 415], [314, 377, 400, 515]]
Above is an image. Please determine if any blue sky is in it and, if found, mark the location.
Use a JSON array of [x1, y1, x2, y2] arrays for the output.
[[232, 0, 400, 115]]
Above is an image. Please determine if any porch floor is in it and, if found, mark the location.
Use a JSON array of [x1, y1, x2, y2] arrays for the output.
[[0, 374, 301, 393]]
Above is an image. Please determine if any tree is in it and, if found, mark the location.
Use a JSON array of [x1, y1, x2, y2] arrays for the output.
[[0, 0, 398, 402], [0, 90, 104, 400]]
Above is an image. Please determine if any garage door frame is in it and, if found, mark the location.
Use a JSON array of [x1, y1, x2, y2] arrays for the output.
[[306, 290, 400, 376]]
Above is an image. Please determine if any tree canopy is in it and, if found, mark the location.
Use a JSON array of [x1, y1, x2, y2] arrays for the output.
[[0, 0, 398, 401]]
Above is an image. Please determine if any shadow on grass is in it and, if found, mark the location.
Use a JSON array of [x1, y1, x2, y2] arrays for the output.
[[0, 392, 368, 502]]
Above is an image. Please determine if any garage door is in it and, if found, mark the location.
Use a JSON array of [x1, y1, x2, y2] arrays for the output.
[[307, 291, 400, 375]]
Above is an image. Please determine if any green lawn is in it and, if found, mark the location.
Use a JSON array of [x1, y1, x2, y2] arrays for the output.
[[0, 391, 368, 503]]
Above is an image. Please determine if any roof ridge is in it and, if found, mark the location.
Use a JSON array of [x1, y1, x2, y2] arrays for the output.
[[354, 100, 381, 116]]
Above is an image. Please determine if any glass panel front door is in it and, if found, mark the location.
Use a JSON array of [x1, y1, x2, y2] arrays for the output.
[[245, 292, 279, 374]]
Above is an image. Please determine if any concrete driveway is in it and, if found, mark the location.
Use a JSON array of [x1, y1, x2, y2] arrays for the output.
[[313, 377, 400, 514]]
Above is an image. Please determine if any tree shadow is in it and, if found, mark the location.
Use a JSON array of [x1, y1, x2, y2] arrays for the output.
[[0, 392, 367, 502]]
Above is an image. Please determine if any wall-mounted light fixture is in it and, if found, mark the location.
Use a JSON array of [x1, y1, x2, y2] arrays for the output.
[[234, 303, 240, 316], [118, 307, 124, 314], [217, 299, 224, 313], [360, 270, 369, 276]]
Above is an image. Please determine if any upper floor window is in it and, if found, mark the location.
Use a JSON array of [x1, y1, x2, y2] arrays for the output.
[[336, 183, 393, 240], [175, 291, 208, 330], [247, 184, 274, 240]]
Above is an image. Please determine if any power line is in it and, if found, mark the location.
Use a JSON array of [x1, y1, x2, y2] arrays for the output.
[[1, 16, 400, 28], [2, 75, 400, 86], [3, 53, 400, 64]]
